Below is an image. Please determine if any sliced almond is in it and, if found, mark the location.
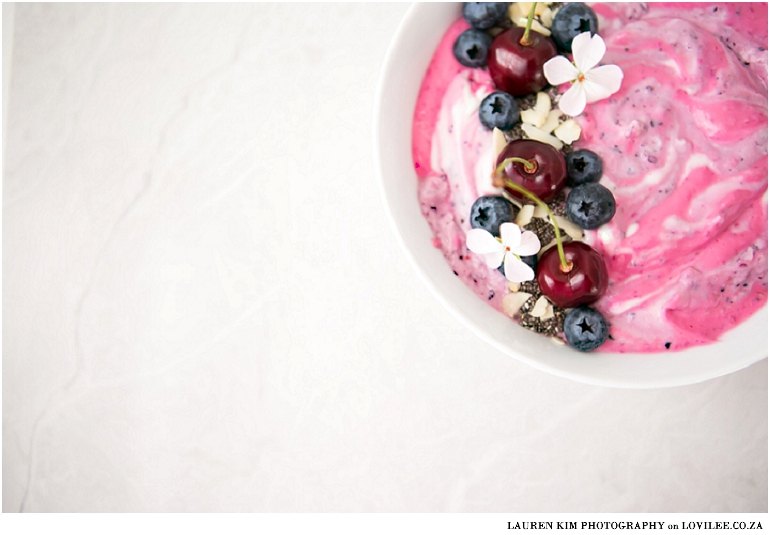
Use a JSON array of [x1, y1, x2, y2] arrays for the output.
[[540, 109, 562, 134], [554, 215, 584, 240], [508, 2, 528, 21], [521, 123, 564, 150], [502, 292, 533, 317], [534, 92, 552, 116], [532, 20, 552, 36], [514, 17, 551, 36], [507, 195, 524, 209], [508, 2, 553, 20], [554, 119, 582, 145], [507, 281, 521, 293], [550, 336, 566, 346], [521, 108, 546, 128], [511, 2, 553, 18], [540, 7, 555, 27], [529, 295, 552, 318], [516, 204, 535, 227], [492, 127, 507, 160], [532, 204, 549, 219], [500, 189, 524, 209]]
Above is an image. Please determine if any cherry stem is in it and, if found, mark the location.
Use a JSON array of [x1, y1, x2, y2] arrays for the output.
[[495, 156, 537, 174], [499, 178, 572, 272], [520, 2, 538, 47]]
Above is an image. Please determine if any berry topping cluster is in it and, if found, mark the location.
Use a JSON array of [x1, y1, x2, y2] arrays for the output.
[[455, 2, 624, 351]]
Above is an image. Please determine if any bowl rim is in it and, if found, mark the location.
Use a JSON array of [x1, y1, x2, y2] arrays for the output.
[[372, 2, 768, 389]]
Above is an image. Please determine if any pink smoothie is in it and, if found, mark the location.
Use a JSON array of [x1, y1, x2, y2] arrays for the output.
[[412, 3, 768, 353]]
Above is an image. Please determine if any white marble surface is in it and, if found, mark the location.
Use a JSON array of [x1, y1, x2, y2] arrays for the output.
[[2, 3, 767, 513]]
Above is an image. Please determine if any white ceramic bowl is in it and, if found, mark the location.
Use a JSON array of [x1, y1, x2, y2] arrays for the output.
[[373, 2, 768, 388]]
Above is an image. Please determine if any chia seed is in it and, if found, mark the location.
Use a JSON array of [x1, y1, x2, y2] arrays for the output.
[[508, 191, 572, 337]]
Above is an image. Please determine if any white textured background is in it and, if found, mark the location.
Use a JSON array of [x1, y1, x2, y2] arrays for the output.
[[2, 3, 767, 513]]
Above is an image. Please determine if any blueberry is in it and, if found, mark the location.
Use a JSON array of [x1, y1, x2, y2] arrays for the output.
[[551, 3, 598, 51], [498, 254, 537, 276], [566, 149, 603, 186], [563, 306, 609, 351], [565, 183, 616, 230], [453, 29, 493, 68], [479, 91, 520, 130], [462, 2, 509, 30], [470, 195, 518, 236]]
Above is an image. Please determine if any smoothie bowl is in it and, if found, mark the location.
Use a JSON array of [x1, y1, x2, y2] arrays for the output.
[[373, 2, 768, 387]]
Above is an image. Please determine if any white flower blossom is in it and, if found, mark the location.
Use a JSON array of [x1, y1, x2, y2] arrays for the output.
[[543, 32, 623, 117], [466, 222, 541, 283]]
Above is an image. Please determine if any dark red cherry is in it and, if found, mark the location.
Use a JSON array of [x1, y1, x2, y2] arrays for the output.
[[495, 139, 567, 203], [536, 242, 608, 308], [487, 26, 557, 96]]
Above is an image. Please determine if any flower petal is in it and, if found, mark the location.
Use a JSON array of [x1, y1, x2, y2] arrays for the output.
[[499, 222, 522, 249], [482, 251, 505, 269], [503, 254, 535, 283], [466, 228, 504, 254], [572, 32, 605, 73], [514, 230, 541, 257], [557, 82, 587, 116], [583, 64, 624, 103], [543, 55, 579, 86]]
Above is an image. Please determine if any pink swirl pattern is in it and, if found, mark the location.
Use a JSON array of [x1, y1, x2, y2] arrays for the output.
[[412, 3, 768, 353]]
